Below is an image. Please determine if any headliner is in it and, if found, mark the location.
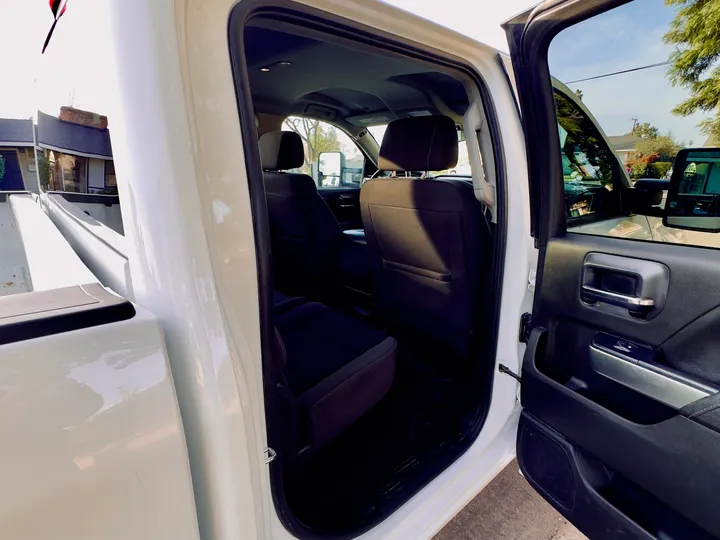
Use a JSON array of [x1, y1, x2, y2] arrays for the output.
[[244, 23, 469, 127]]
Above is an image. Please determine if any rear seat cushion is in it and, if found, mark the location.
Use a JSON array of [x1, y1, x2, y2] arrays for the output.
[[297, 337, 396, 450], [276, 301, 396, 449], [274, 290, 307, 315]]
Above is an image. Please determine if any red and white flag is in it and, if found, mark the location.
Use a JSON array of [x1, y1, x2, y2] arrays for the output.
[[42, 0, 69, 54]]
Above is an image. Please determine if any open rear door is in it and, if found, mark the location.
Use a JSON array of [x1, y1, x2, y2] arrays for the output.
[[505, 1, 720, 538]]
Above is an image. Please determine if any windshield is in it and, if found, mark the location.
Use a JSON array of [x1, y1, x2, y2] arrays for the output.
[[366, 124, 471, 175]]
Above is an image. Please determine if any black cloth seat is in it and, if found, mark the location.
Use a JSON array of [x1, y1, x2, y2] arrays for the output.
[[274, 298, 396, 451], [274, 290, 307, 314], [360, 116, 491, 357], [260, 131, 344, 300]]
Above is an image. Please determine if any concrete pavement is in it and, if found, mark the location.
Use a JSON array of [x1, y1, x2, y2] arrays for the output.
[[434, 460, 586, 540]]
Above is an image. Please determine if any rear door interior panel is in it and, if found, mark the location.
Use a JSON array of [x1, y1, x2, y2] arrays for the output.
[[521, 234, 720, 538], [504, 0, 720, 535]]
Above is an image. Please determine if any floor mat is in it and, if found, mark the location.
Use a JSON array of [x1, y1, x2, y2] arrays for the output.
[[285, 337, 480, 532]]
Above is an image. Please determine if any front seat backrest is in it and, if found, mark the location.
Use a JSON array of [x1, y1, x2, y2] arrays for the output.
[[360, 116, 490, 357], [260, 131, 342, 299]]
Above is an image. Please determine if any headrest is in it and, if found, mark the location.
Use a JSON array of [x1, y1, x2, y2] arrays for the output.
[[378, 116, 458, 172], [259, 131, 305, 171]]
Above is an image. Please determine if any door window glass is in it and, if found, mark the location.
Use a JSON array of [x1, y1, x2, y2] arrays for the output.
[[554, 89, 620, 222], [548, 0, 720, 247]]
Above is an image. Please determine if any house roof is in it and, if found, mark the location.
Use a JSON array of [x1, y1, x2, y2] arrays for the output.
[[36, 111, 113, 158], [0, 118, 34, 146], [607, 134, 643, 151]]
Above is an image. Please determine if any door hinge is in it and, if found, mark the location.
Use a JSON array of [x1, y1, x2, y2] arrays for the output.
[[519, 312, 532, 343], [499, 363, 522, 384], [264, 447, 277, 464]]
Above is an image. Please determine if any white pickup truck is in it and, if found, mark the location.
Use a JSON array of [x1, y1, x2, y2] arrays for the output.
[[3, 0, 720, 539]]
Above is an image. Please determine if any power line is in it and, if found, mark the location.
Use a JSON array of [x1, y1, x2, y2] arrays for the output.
[[566, 61, 670, 84]]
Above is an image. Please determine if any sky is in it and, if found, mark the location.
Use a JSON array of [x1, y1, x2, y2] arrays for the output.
[[0, 0, 711, 144], [0, 0, 49, 119], [0, 0, 534, 120], [549, 0, 710, 144]]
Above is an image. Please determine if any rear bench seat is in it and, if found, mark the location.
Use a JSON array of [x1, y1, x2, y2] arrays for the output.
[[273, 293, 396, 452]]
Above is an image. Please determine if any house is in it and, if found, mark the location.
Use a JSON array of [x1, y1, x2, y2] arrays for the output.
[[607, 134, 643, 165], [36, 107, 116, 194], [0, 118, 40, 192]]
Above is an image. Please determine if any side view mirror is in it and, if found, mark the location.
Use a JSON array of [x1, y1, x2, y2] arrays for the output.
[[663, 148, 720, 233], [318, 151, 344, 183]]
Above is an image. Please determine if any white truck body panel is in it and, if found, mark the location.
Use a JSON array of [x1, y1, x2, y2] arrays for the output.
[[99, 0, 532, 537], [0, 192, 97, 295], [41, 192, 133, 299], [0, 195, 33, 296], [0, 191, 199, 539], [0, 306, 200, 540], [69, 197, 124, 236]]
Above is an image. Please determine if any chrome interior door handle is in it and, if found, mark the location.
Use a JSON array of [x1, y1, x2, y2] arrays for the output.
[[580, 253, 669, 318], [581, 285, 655, 312]]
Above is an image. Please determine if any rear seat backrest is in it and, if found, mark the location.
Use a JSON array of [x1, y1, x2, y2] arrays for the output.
[[360, 116, 491, 356]]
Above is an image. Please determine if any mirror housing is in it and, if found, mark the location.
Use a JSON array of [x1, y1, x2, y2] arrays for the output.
[[663, 147, 720, 233], [318, 151, 344, 176]]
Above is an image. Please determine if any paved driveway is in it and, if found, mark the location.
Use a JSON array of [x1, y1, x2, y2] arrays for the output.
[[435, 460, 586, 540]]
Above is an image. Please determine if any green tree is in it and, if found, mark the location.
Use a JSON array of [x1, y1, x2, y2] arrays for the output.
[[664, 0, 720, 144], [627, 133, 681, 177], [631, 121, 660, 139], [37, 154, 52, 190], [635, 134, 681, 161], [282, 117, 342, 172], [700, 116, 720, 145]]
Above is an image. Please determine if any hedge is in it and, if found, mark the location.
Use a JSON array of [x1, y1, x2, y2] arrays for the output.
[[630, 161, 672, 179]]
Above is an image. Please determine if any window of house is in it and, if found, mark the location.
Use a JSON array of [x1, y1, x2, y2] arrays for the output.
[[46, 151, 57, 190], [281, 117, 365, 189], [104, 160, 117, 190], [55, 153, 88, 193], [24, 148, 36, 172]]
